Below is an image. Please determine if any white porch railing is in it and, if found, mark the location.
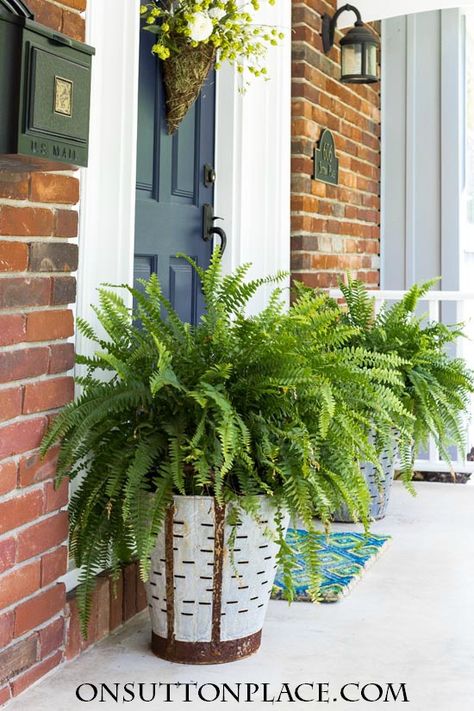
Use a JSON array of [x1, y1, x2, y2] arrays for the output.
[[330, 289, 474, 474]]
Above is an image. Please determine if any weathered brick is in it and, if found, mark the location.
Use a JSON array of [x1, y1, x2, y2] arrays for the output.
[[0, 637, 38, 684], [0, 277, 51, 309], [61, 9, 85, 40], [0, 241, 29, 272], [0, 417, 46, 460], [0, 460, 17, 495], [11, 650, 62, 697], [38, 617, 65, 659], [17, 511, 69, 563], [26, 309, 74, 342], [41, 546, 68, 586], [23, 376, 74, 414], [18, 446, 59, 487], [109, 571, 124, 632], [51, 276, 77, 305], [94, 576, 111, 642], [14, 584, 66, 637], [0, 489, 44, 535], [0, 386, 23, 422], [0, 347, 49, 383], [26, 0, 62, 30], [0, 314, 26, 346], [0, 561, 41, 609], [123, 562, 137, 621], [28, 243, 78, 272], [136, 576, 147, 613], [0, 173, 29, 200], [49, 342, 75, 374], [0, 685, 11, 705], [64, 595, 82, 661], [0, 206, 54, 237], [44, 478, 69, 513], [60, 0, 87, 10], [0, 537, 16, 574], [294, 271, 341, 288], [0, 611, 14, 649], [30, 174, 79, 205], [55, 210, 78, 238]]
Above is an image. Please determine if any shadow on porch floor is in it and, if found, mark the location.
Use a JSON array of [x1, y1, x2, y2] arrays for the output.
[[7, 482, 474, 711]]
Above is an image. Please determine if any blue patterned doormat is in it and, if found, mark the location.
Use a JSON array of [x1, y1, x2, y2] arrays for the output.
[[272, 529, 391, 603]]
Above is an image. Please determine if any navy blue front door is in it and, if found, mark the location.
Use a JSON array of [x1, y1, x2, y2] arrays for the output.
[[134, 31, 216, 323]]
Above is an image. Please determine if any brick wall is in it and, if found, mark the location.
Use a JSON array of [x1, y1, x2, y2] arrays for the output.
[[0, 0, 85, 704], [291, 0, 381, 289]]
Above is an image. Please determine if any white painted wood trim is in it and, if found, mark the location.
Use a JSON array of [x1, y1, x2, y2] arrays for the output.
[[441, 9, 463, 291], [77, 0, 140, 349], [405, 14, 417, 288]]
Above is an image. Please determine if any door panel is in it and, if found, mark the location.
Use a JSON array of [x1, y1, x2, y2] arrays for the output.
[[134, 30, 216, 323]]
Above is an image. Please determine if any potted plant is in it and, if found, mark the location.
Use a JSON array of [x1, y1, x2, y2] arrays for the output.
[[333, 277, 474, 520], [41, 255, 409, 663], [140, 1, 284, 133]]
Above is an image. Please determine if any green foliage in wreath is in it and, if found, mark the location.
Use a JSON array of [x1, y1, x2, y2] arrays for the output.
[[140, 1, 283, 77]]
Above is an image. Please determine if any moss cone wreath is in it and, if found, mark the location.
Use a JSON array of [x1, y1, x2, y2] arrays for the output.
[[162, 41, 216, 134]]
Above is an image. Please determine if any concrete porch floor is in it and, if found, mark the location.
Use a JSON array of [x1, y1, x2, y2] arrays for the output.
[[7, 482, 474, 711]]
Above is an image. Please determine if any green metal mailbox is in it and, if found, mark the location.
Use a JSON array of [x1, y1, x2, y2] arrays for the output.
[[0, 0, 94, 170]]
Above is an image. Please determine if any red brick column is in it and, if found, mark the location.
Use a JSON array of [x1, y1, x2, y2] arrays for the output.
[[291, 0, 381, 289], [0, 1, 85, 704]]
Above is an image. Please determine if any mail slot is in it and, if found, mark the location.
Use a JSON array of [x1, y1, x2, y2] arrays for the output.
[[0, 0, 94, 170]]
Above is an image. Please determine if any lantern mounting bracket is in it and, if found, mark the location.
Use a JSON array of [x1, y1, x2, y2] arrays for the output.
[[0, 0, 34, 18], [322, 3, 363, 54]]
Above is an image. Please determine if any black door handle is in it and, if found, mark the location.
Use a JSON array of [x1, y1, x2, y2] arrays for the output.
[[207, 225, 227, 255], [202, 204, 227, 255]]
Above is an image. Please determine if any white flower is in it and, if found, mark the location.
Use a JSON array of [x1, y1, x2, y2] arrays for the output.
[[209, 7, 226, 21], [188, 11, 214, 42]]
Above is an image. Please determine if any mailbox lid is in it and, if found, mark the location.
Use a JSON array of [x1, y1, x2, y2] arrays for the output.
[[23, 17, 95, 56], [0, 4, 94, 55]]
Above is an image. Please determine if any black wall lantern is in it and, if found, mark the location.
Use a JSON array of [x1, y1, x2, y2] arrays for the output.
[[322, 3, 379, 84]]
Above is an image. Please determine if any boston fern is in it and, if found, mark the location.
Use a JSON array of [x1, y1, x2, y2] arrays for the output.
[[337, 276, 474, 479], [41, 254, 409, 632]]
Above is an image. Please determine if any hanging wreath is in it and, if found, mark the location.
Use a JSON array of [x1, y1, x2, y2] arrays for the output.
[[140, 1, 284, 134]]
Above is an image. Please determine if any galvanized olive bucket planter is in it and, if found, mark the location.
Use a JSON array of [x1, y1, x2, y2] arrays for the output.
[[334, 443, 398, 522], [146, 496, 288, 664]]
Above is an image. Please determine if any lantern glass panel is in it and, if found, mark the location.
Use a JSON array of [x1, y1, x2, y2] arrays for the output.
[[341, 43, 362, 77], [365, 43, 378, 78]]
